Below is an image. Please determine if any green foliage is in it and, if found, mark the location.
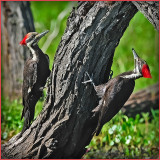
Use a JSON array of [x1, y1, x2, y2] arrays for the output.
[[83, 109, 159, 159], [1, 94, 45, 143], [112, 11, 159, 92], [2, 1, 74, 143], [31, 2, 158, 92], [1, 2, 159, 159], [1, 97, 23, 143], [30, 1, 77, 68]]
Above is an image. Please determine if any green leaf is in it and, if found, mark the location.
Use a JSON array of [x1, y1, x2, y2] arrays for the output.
[[2, 132, 8, 140]]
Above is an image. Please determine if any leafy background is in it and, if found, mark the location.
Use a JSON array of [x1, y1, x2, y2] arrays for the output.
[[1, 2, 159, 158]]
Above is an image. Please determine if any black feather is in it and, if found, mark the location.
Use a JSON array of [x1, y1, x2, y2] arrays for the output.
[[21, 45, 50, 135], [92, 73, 135, 135]]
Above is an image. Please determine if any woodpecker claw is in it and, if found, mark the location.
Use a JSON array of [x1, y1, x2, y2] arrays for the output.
[[82, 79, 93, 84], [82, 72, 95, 87], [46, 74, 52, 87]]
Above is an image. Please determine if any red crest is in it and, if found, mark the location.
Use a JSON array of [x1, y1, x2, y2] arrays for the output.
[[142, 64, 152, 78], [19, 33, 30, 45]]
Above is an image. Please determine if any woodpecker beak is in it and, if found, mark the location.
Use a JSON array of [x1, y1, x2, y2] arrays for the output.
[[37, 30, 49, 39], [132, 48, 140, 73], [132, 48, 139, 60], [33, 30, 49, 44]]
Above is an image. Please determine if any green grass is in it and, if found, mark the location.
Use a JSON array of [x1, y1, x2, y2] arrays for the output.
[[1, 97, 23, 142], [1, 2, 159, 159], [83, 109, 159, 159], [1, 95, 45, 143], [82, 12, 159, 158], [1, 97, 159, 158]]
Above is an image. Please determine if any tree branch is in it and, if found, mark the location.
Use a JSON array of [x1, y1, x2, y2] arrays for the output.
[[132, 1, 159, 31], [1, 1, 35, 99], [2, 1, 138, 158]]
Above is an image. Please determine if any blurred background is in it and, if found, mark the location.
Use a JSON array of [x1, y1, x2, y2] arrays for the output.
[[1, 1, 159, 158]]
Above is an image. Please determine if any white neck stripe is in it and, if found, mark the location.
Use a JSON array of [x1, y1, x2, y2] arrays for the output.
[[27, 43, 37, 61], [121, 73, 141, 79]]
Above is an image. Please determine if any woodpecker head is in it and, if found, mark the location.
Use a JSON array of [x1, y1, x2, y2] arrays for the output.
[[132, 48, 152, 78], [20, 30, 49, 46]]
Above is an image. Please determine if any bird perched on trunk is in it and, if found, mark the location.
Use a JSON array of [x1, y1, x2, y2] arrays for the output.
[[20, 30, 50, 135], [83, 48, 152, 135]]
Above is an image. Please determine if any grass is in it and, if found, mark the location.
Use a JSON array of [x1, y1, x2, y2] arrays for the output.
[[1, 97, 22, 142], [83, 109, 159, 159], [1, 1, 159, 159], [1, 95, 44, 144], [1, 97, 159, 158]]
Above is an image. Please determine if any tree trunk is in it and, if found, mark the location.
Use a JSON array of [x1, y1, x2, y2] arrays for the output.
[[1, 1, 138, 158], [1, 1, 158, 159], [1, 1, 35, 100], [132, 1, 159, 31], [122, 83, 159, 117]]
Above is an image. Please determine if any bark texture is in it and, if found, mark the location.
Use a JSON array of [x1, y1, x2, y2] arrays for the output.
[[2, 1, 159, 159], [1, 1, 35, 99], [1, 1, 138, 159], [122, 83, 159, 117], [132, 1, 159, 31]]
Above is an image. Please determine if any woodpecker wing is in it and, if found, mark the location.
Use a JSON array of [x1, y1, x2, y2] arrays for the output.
[[25, 61, 37, 94], [21, 60, 38, 119], [93, 77, 135, 135]]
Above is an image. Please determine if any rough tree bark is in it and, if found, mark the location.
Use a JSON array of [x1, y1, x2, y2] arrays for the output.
[[1, 1, 158, 159], [122, 83, 159, 117], [1, 1, 35, 99], [132, 1, 159, 31]]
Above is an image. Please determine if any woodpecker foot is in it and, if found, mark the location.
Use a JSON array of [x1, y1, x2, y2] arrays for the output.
[[82, 79, 93, 84], [47, 74, 52, 87], [82, 72, 95, 87]]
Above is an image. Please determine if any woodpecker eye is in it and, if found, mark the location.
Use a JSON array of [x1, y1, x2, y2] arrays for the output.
[[26, 35, 35, 44]]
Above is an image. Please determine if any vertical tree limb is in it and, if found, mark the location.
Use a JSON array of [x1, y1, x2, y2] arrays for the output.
[[2, 2, 138, 158], [132, 1, 159, 31], [1, 1, 35, 99]]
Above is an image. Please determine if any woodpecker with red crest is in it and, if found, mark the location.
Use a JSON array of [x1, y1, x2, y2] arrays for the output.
[[83, 48, 152, 135], [20, 30, 50, 135]]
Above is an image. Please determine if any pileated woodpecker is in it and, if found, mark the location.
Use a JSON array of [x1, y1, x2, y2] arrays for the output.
[[20, 31, 50, 134], [83, 48, 152, 135]]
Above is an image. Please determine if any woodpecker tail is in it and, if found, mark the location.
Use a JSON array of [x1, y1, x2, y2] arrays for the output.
[[21, 110, 31, 135], [20, 101, 35, 136]]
